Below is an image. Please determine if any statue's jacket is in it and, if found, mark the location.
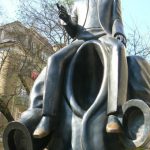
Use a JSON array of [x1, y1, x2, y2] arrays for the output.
[[69, 0, 125, 39]]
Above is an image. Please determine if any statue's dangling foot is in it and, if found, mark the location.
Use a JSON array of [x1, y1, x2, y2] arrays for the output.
[[106, 115, 123, 133], [33, 116, 51, 138]]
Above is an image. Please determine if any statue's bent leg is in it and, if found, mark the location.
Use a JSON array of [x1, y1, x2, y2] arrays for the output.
[[107, 39, 128, 114], [33, 40, 84, 138], [100, 36, 128, 133]]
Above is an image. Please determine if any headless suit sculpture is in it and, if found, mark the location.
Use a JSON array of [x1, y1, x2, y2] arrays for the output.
[[33, 0, 128, 138]]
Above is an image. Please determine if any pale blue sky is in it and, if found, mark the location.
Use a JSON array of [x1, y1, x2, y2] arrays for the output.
[[0, 0, 150, 35], [122, 0, 150, 34], [1, 0, 19, 22]]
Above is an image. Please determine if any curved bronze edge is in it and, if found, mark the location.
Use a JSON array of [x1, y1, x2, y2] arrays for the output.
[[120, 99, 150, 149], [66, 40, 108, 118], [65, 39, 108, 149], [3, 121, 33, 150]]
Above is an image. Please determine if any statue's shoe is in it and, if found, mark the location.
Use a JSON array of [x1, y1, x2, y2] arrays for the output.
[[106, 115, 123, 133], [33, 116, 51, 138]]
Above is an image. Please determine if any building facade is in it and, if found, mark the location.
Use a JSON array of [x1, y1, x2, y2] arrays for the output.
[[0, 21, 55, 137]]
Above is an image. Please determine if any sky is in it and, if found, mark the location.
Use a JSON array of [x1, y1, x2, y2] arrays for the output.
[[0, 0, 150, 35], [122, 0, 150, 34], [0, 0, 19, 22]]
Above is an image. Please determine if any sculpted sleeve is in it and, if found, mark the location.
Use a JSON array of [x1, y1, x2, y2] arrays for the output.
[[112, 0, 125, 37], [61, 2, 78, 38]]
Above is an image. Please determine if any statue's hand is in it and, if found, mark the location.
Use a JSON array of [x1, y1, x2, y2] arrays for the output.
[[115, 34, 127, 47], [57, 3, 70, 23]]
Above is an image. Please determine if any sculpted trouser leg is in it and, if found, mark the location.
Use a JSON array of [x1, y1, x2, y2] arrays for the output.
[[33, 40, 84, 138], [108, 42, 128, 114], [100, 36, 128, 114], [100, 36, 128, 133]]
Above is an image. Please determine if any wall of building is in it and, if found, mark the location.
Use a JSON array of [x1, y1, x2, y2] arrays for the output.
[[0, 21, 54, 138]]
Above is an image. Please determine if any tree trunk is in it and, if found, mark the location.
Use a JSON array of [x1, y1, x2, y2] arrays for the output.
[[0, 98, 14, 122]]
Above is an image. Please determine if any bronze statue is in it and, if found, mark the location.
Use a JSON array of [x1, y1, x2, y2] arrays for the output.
[[33, 0, 128, 138], [4, 0, 150, 150]]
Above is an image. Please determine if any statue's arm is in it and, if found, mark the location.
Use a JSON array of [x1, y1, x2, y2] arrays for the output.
[[112, 0, 126, 45], [62, 18, 78, 39], [57, 3, 78, 39]]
